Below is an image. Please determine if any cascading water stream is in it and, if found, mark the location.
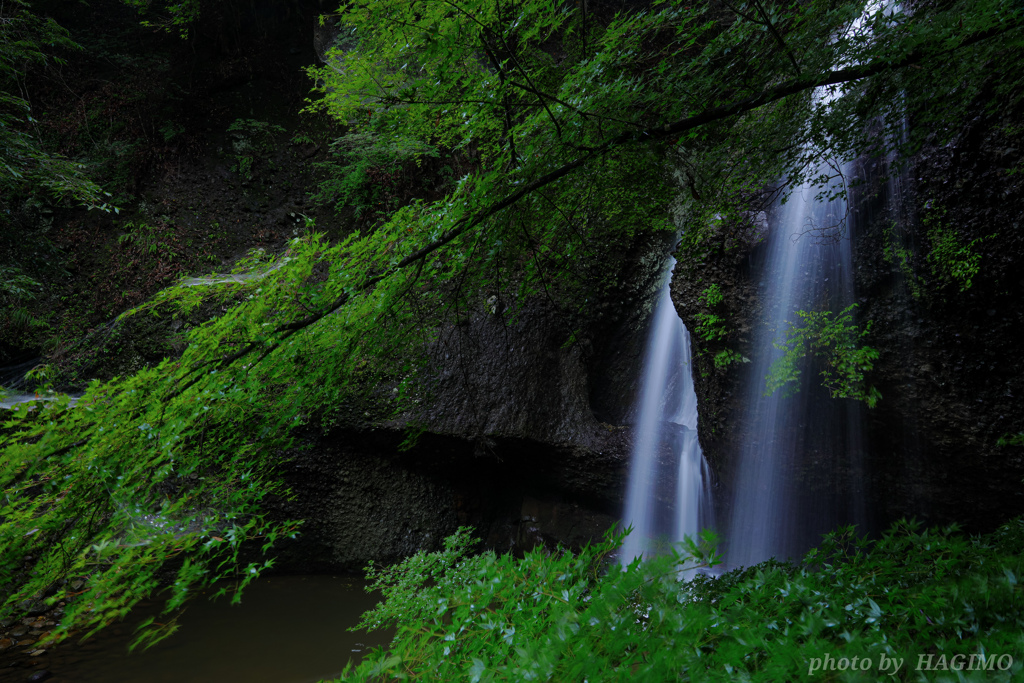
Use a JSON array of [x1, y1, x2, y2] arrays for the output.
[[0, 357, 82, 409], [620, 259, 713, 570], [0, 267, 283, 410], [726, 170, 867, 567], [724, 3, 909, 566]]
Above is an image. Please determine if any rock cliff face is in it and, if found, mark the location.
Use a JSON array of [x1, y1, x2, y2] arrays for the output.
[[852, 110, 1024, 532], [673, 108, 1024, 538], [670, 218, 765, 483], [269, 230, 678, 571]]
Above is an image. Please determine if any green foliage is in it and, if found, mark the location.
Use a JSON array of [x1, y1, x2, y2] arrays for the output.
[[694, 284, 748, 370], [0, 265, 42, 302], [766, 304, 881, 407], [311, 132, 439, 220], [0, 0, 109, 349], [0, 235, 363, 646], [296, 0, 1024, 359], [923, 202, 990, 292], [695, 283, 729, 342], [117, 220, 178, 259], [227, 119, 285, 181], [713, 348, 749, 370], [700, 283, 725, 308], [0, 265, 49, 336], [0, 219, 493, 644], [339, 527, 715, 682], [694, 311, 728, 342], [336, 520, 1024, 682], [882, 221, 924, 299], [0, 1, 105, 210], [997, 433, 1024, 447], [159, 121, 185, 143], [120, 0, 200, 38]]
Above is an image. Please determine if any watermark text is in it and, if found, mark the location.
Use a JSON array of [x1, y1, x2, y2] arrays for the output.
[[807, 652, 1013, 676]]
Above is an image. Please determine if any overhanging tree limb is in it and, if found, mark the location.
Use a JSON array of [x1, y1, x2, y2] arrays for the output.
[[197, 16, 1021, 373]]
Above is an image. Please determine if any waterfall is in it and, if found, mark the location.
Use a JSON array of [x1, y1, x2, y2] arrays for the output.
[[0, 357, 83, 409], [725, 172, 867, 567], [620, 259, 714, 570], [722, 2, 912, 567]]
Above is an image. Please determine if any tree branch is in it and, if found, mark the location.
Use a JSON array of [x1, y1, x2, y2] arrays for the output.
[[725, 0, 803, 76], [194, 17, 1020, 373]]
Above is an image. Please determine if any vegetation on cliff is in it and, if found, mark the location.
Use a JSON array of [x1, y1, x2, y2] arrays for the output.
[[1, 0, 1023, 650]]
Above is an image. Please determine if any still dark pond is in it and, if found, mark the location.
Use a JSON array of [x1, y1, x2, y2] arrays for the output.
[[12, 576, 390, 683]]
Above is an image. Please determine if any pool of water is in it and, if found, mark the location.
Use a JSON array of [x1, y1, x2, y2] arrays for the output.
[[23, 576, 390, 683]]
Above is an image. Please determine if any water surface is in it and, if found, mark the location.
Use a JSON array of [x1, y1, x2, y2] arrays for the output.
[[43, 576, 389, 683]]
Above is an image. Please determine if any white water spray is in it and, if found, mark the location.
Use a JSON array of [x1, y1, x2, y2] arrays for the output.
[[620, 260, 713, 570], [726, 171, 866, 567]]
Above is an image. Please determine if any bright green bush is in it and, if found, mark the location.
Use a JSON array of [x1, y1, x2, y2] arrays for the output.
[[766, 304, 881, 407], [337, 520, 1024, 682]]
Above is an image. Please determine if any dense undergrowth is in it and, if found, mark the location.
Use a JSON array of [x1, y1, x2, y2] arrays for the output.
[[337, 520, 1024, 682]]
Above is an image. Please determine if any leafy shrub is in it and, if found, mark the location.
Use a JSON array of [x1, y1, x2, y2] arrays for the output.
[[713, 348, 748, 369], [766, 303, 881, 407], [117, 219, 177, 258], [694, 283, 728, 342], [694, 284, 749, 371], [311, 132, 438, 220], [700, 282, 724, 307], [0, 228, 448, 647], [336, 520, 1024, 682], [922, 202, 990, 293]]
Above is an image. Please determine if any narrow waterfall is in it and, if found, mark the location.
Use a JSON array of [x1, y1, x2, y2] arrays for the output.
[[726, 174, 867, 567], [620, 260, 714, 569], [724, 4, 904, 567]]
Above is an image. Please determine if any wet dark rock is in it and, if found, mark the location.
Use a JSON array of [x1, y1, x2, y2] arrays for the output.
[[258, 229, 677, 569], [269, 421, 631, 572], [849, 117, 1024, 531], [669, 207, 767, 516], [19, 603, 46, 618], [25, 670, 51, 682]]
